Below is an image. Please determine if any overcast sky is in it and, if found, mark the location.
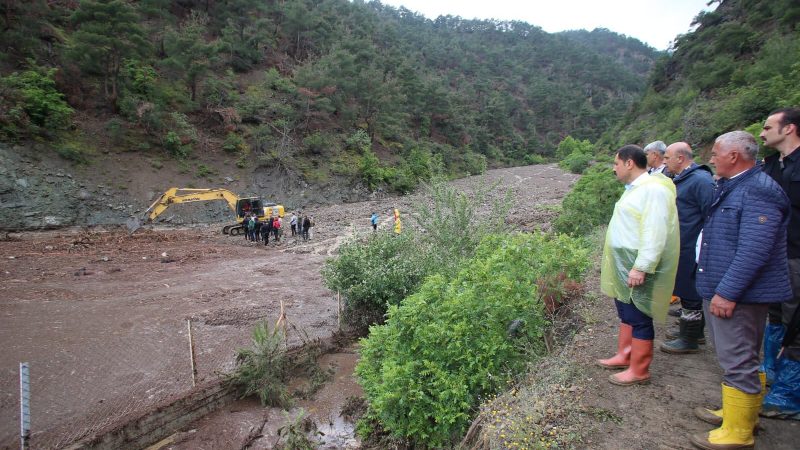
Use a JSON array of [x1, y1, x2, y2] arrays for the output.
[[377, 0, 713, 50]]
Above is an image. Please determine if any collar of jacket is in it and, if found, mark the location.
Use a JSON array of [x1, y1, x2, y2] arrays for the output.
[[673, 162, 711, 183], [711, 164, 762, 208]]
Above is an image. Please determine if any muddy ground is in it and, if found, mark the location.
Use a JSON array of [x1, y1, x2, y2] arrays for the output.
[[0, 164, 577, 449], [9, 161, 794, 450]]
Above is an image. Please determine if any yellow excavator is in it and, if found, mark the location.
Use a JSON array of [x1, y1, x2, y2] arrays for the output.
[[134, 188, 284, 235]]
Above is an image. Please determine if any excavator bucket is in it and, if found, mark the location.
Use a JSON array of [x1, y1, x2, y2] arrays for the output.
[[126, 216, 142, 234]]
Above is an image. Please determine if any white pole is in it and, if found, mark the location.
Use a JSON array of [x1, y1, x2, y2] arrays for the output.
[[337, 291, 341, 330], [187, 320, 197, 387], [20, 362, 30, 450]]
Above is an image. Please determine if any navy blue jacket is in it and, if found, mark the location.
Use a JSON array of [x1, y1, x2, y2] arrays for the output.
[[672, 163, 714, 300], [696, 166, 793, 303]]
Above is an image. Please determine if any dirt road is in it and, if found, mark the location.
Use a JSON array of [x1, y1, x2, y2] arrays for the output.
[[0, 164, 578, 449]]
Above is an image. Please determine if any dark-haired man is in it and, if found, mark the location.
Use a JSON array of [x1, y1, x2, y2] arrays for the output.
[[760, 107, 800, 419], [691, 131, 792, 450], [598, 145, 679, 386]]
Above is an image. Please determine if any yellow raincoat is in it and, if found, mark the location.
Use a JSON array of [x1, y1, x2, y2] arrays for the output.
[[393, 208, 402, 234], [600, 172, 679, 324]]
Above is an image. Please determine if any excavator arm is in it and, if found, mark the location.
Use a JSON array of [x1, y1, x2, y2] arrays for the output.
[[144, 188, 242, 222]]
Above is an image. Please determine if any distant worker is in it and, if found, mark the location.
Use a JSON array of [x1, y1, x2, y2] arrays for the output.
[[297, 211, 304, 237], [759, 107, 800, 419], [272, 216, 281, 242], [262, 214, 273, 245], [290, 212, 298, 237], [246, 214, 256, 241], [308, 216, 315, 240], [302, 215, 311, 241], [252, 215, 262, 243], [371, 212, 379, 232], [393, 208, 402, 235], [691, 131, 792, 450], [598, 145, 679, 386], [644, 140, 672, 177], [660, 142, 714, 354]]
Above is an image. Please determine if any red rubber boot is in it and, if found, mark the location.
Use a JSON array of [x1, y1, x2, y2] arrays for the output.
[[609, 338, 653, 386], [597, 323, 632, 369]]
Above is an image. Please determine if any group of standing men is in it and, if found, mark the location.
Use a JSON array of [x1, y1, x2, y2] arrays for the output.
[[244, 212, 313, 245], [598, 108, 800, 449]]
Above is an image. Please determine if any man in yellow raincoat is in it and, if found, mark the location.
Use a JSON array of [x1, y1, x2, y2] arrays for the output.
[[393, 208, 402, 235], [598, 144, 680, 386]]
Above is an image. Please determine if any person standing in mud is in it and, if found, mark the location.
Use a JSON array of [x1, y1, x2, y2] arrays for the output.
[[691, 131, 792, 450], [302, 215, 311, 241], [393, 208, 402, 235], [598, 145, 679, 386], [371, 212, 379, 232], [252, 215, 262, 243], [290, 212, 298, 237], [659, 142, 714, 355], [272, 215, 281, 242], [262, 213, 273, 245]]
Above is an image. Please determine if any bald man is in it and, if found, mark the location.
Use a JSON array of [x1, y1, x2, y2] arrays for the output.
[[660, 142, 714, 354]]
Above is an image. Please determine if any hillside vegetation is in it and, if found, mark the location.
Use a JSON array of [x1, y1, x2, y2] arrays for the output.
[[0, 0, 657, 195], [602, 0, 800, 153]]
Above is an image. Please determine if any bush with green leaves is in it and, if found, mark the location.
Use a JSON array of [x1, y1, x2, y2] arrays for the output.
[[0, 68, 73, 138], [223, 132, 248, 154], [356, 232, 591, 447], [561, 151, 593, 174], [228, 320, 291, 407], [323, 231, 426, 334], [555, 136, 593, 160], [556, 136, 594, 173], [554, 165, 624, 236], [323, 180, 511, 333]]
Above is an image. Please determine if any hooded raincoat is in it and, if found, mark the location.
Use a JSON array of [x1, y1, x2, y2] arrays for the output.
[[601, 172, 680, 324]]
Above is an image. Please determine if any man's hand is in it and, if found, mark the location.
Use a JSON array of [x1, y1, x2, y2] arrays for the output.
[[627, 269, 646, 288], [710, 294, 736, 318]]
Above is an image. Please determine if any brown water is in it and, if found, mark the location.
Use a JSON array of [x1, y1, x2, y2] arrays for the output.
[[160, 351, 362, 449]]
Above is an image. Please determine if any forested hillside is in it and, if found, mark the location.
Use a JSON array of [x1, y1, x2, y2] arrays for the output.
[[0, 0, 658, 195], [603, 0, 800, 153]]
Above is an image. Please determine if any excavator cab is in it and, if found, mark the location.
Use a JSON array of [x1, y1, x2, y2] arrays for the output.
[[235, 197, 264, 220]]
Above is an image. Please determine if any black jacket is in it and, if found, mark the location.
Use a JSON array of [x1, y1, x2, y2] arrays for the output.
[[763, 147, 800, 259]]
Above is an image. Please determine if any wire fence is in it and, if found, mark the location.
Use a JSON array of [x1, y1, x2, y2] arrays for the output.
[[2, 304, 337, 450]]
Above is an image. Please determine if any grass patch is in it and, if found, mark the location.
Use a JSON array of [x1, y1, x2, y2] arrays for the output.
[[469, 354, 590, 449]]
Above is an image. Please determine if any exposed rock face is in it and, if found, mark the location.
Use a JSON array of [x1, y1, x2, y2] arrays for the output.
[[0, 144, 373, 231]]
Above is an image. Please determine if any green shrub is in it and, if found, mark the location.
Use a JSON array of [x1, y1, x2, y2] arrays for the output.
[[164, 131, 189, 158], [524, 153, 546, 164], [555, 136, 593, 160], [105, 118, 125, 144], [560, 151, 592, 174], [228, 320, 291, 407], [56, 142, 89, 164], [0, 67, 73, 138], [195, 164, 215, 178], [346, 129, 371, 151], [463, 151, 487, 175], [323, 231, 426, 334], [303, 132, 328, 155], [356, 232, 590, 447], [554, 165, 624, 236], [223, 132, 248, 154], [323, 180, 511, 333], [358, 148, 389, 189]]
